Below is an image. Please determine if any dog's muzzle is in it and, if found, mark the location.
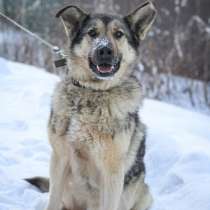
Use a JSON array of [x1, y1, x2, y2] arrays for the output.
[[89, 38, 121, 79]]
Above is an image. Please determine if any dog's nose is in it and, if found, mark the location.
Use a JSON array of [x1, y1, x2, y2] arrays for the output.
[[96, 46, 113, 63]]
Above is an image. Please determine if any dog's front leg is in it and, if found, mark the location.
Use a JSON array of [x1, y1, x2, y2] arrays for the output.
[[100, 166, 124, 210], [97, 140, 125, 210], [46, 152, 69, 210]]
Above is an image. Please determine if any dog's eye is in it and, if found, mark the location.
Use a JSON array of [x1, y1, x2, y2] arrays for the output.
[[114, 31, 124, 39], [88, 29, 98, 38]]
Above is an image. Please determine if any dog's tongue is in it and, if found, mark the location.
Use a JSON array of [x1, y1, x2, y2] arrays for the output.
[[97, 65, 113, 73]]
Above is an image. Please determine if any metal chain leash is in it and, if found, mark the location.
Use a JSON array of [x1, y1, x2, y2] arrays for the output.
[[0, 11, 67, 68]]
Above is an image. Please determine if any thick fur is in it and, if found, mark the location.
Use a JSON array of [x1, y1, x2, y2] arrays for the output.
[[26, 2, 156, 210]]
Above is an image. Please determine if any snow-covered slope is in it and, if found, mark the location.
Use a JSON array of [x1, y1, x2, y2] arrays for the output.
[[0, 57, 210, 210], [143, 100, 210, 210]]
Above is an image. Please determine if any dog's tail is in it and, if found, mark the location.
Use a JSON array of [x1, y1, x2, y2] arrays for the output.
[[25, 177, 49, 193]]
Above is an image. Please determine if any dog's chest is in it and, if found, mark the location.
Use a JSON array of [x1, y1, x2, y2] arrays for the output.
[[66, 90, 121, 141], [53, 81, 141, 143]]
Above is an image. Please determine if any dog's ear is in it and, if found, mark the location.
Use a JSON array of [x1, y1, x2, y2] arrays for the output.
[[124, 1, 156, 40], [56, 5, 88, 37]]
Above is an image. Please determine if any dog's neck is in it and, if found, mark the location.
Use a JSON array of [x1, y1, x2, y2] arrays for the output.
[[70, 76, 124, 91], [69, 76, 142, 95]]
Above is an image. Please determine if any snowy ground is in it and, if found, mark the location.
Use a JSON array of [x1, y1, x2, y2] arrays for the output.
[[0, 57, 210, 210]]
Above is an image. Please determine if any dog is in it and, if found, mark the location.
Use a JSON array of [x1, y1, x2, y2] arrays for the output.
[[26, 2, 156, 210]]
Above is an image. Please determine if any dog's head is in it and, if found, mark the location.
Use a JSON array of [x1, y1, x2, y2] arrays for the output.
[[56, 1, 156, 89]]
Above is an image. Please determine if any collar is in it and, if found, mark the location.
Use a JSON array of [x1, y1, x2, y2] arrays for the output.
[[71, 78, 87, 89]]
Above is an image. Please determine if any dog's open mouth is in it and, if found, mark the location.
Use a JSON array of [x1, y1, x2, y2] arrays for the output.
[[97, 64, 114, 73], [89, 58, 121, 78]]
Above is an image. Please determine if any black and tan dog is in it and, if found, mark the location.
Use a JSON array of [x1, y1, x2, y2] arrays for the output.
[[27, 2, 156, 210]]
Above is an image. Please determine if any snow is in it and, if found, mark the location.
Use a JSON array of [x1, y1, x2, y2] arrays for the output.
[[95, 37, 109, 47], [0, 57, 210, 210], [142, 100, 210, 210], [0, 57, 58, 210]]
